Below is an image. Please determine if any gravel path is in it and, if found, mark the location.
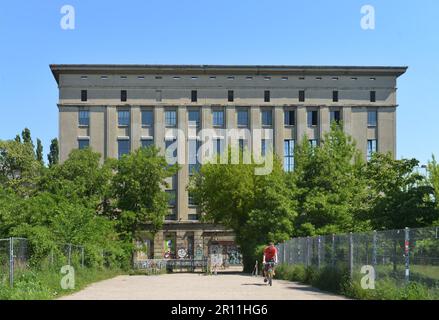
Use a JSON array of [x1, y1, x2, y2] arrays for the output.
[[59, 273, 348, 300]]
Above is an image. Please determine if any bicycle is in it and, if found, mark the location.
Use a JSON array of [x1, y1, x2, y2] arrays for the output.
[[264, 261, 276, 286]]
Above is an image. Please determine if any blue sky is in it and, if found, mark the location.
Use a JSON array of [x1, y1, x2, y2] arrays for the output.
[[0, 0, 438, 164]]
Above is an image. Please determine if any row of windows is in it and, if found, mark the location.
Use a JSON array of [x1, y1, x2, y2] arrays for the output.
[[80, 75, 378, 82], [78, 109, 378, 128], [80, 89, 378, 103], [77, 137, 378, 164]]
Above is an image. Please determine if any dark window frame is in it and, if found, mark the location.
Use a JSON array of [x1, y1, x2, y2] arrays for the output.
[[121, 90, 127, 102], [264, 90, 270, 102], [81, 90, 87, 102], [228, 90, 234, 102], [299, 90, 305, 102], [191, 90, 197, 102]]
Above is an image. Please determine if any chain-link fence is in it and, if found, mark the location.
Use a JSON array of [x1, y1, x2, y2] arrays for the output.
[[278, 226, 439, 289], [0, 237, 113, 287]]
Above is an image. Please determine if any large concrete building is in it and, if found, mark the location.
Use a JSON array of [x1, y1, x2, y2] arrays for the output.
[[50, 64, 407, 261]]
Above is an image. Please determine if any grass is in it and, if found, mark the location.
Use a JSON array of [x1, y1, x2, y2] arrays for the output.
[[275, 263, 439, 300], [0, 267, 124, 300]]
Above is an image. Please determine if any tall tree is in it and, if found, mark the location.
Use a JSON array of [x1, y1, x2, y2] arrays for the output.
[[21, 128, 34, 147], [112, 146, 178, 242], [365, 153, 437, 229], [14, 135, 21, 143], [292, 123, 370, 236], [47, 138, 59, 167], [189, 149, 296, 271], [36, 139, 44, 164], [427, 155, 439, 212]]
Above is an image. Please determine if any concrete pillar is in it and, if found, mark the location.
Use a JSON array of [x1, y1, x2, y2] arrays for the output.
[[153, 231, 164, 259], [226, 105, 236, 129], [177, 107, 188, 221], [274, 106, 284, 158], [296, 106, 307, 144], [319, 106, 330, 141], [89, 106, 105, 160], [154, 106, 165, 155], [59, 106, 78, 163], [377, 107, 396, 157], [342, 106, 352, 137], [130, 105, 141, 152], [106, 106, 118, 159]]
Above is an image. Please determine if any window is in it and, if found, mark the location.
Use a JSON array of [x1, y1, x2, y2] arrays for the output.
[[284, 140, 295, 172], [121, 90, 127, 102], [309, 139, 318, 148], [118, 140, 130, 159], [264, 90, 270, 102], [141, 110, 153, 127], [299, 90, 305, 102], [191, 90, 197, 102], [261, 139, 270, 157], [118, 110, 130, 126], [156, 90, 162, 102], [188, 110, 200, 127], [333, 91, 339, 102], [307, 110, 318, 126], [284, 110, 295, 126], [81, 90, 87, 102], [261, 110, 272, 126], [239, 139, 245, 153], [165, 110, 177, 127], [141, 139, 154, 148], [165, 139, 177, 161], [330, 110, 341, 124], [213, 110, 224, 127], [237, 109, 248, 127], [213, 138, 223, 157], [367, 140, 377, 161], [228, 90, 234, 102], [78, 139, 89, 150], [189, 140, 201, 175], [78, 110, 89, 126], [368, 110, 377, 127], [370, 91, 376, 102], [188, 192, 197, 207], [166, 190, 176, 207]]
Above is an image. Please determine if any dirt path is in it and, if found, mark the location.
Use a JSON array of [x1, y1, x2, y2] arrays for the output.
[[59, 273, 348, 300]]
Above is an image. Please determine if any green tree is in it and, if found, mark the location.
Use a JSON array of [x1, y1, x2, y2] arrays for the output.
[[36, 138, 44, 164], [21, 128, 34, 148], [189, 149, 296, 271], [112, 146, 178, 242], [365, 153, 437, 229], [292, 123, 370, 236], [427, 155, 439, 212], [47, 138, 59, 167], [0, 139, 42, 195]]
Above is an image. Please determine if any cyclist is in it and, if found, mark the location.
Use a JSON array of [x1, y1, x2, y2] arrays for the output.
[[262, 242, 278, 283]]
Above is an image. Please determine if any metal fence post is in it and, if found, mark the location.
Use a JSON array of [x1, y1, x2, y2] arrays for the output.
[[372, 230, 377, 280], [349, 233, 354, 279], [9, 237, 14, 287], [68, 244, 72, 266], [81, 246, 85, 268], [306, 236, 310, 267], [332, 234, 335, 268], [317, 236, 321, 269], [404, 227, 410, 283]]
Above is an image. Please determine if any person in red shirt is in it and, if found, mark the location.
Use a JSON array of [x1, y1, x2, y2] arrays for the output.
[[262, 242, 278, 283]]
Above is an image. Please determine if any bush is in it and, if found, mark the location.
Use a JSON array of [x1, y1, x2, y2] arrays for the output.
[[275, 263, 439, 300]]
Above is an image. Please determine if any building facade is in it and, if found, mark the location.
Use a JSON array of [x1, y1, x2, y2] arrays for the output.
[[51, 64, 407, 261]]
